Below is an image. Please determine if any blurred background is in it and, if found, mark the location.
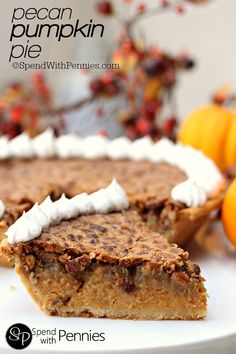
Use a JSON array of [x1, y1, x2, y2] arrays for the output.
[[0, 0, 235, 137]]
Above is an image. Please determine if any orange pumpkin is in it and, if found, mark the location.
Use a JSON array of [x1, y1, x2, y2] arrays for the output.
[[222, 178, 236, 246], [224, 115, 236, 166], [178, 105, 236, 169]]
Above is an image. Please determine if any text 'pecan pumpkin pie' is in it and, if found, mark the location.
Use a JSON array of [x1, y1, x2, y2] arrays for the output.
[[0, 129, 225, 267], [1, 180, 207, 320]]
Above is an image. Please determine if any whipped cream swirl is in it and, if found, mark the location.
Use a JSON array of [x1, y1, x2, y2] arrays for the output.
[[40, 196, 61, 224], [89, 178, 129, 213], [6, 212, 42, 244], [32, 128, 56, 158], [0, 130, 223, 208], [171, 180, 207, 208], [128, 136, 153, 161], [0, 200, 5, 218], [6, 179, 129, 244], [55, 135, 82, 159], [9, 132, 33, 159], [80, 135, 108, 159], [0, 136, 11, 160], [107, 137, 131, 160]]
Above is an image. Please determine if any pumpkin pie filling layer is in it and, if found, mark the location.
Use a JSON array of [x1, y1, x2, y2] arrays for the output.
[[1, 210, 207, 320]]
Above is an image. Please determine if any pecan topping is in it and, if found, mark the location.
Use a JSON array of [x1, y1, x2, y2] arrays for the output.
[[90, 224, 107, 233], [68, 234, 75, 241], [171, 271, 190, 286], [193, 264, 201, 275], [65, 255, 90, 273]]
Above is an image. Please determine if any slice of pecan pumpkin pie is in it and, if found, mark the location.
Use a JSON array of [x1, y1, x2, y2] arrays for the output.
[[1, 180, 207, 320]]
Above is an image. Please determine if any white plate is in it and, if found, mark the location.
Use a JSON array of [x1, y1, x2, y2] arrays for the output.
[[0, 223, 236, 354]]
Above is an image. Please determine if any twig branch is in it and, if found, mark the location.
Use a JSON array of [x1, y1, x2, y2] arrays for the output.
[[40, 1, 188, 119], [43, 95, 96, 116], [125, 0, 187, 34]]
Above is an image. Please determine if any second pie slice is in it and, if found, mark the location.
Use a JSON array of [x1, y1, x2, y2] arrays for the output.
[[1, 181, 207, 320]]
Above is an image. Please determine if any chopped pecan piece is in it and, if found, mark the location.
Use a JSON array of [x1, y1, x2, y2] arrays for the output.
[[65, 255, 91, 273]]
